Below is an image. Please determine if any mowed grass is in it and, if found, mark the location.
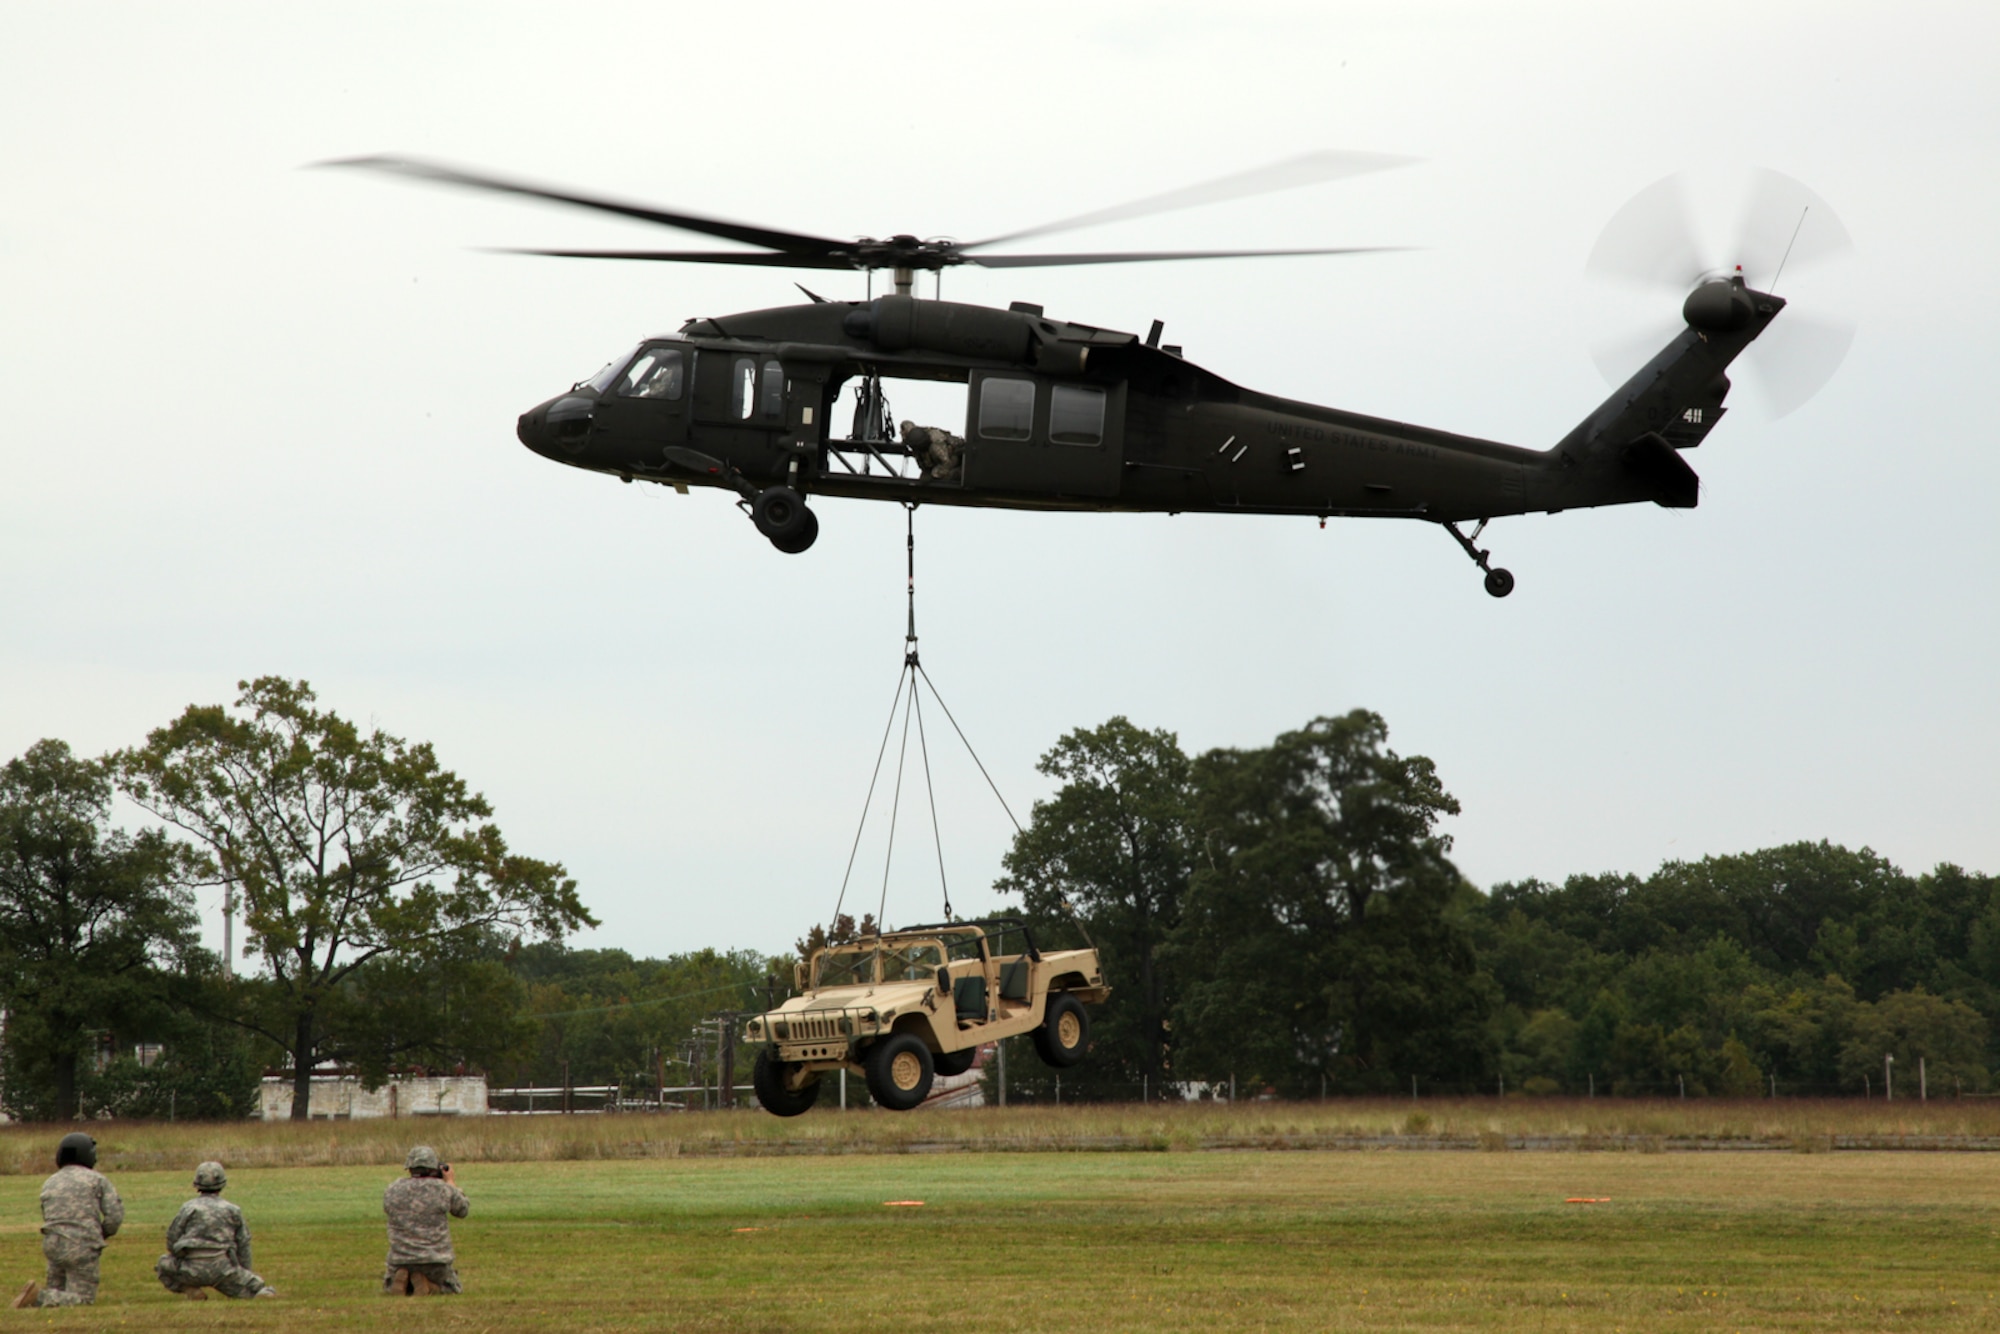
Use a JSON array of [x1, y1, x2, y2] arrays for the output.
[[0, 1147, 1996, 1331], [4, 1097, 1998, 1175]]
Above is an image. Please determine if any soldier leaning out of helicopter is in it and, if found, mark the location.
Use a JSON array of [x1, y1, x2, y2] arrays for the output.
[[899, 420, 963, 481]]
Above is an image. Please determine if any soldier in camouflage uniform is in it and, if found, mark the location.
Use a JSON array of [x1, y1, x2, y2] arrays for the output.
[[381, 1145, 470, 1296], [154, 1162, 277, 1300], [11, 1133, 124, 1309], [899, 420, 964, 481]]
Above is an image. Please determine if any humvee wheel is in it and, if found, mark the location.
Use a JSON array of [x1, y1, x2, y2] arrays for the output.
[[932, 1047, 976, 1077], [865, 1034, 935, 1111], [752, 1049, 820, 1117], [1032, 993, 1090, 1069]]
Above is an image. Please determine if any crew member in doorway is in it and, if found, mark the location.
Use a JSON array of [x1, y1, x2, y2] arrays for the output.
[[900, 420, 964, 482]]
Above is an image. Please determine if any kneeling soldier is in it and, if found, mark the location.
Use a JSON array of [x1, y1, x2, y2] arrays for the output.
[[12, 1132, 123, 1308], [155, 1161, 277, 1300], [382, 1146, 469, 1296]]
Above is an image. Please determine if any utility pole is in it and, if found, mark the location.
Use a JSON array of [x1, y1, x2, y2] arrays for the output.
[[1885, 1053, 1894, 1101], [715, 1012, 741, 1109], [996, 1041, 1006, 1109], [220, 831, 235, 981], [1920, 1056, 1927, 1102]]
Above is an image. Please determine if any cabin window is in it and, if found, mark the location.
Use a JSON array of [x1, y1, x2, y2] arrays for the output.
[[761, 360, 784, 419], [732, 357, 757, 420], [1048, 384, 1106, 445], [978, 377, 1036, 441], [615, 346, 683, 400]]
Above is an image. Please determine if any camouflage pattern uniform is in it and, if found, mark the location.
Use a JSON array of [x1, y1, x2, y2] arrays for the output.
[[900, 421, 964, 481], [155, 1163, 270, 1298], [382, 1147, 469, 1295], [37, 1164, 123, 1307]]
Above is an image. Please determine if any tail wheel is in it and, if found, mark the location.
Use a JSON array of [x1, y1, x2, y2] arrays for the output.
[[1031, 993, 1089, 1068], [752, 1049, 820, 1117], [864, 1033, 935, 1111]]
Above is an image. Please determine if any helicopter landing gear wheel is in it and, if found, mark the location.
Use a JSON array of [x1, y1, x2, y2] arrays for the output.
[[1444, 519, 1517, 599], [770, 507, 818, 554], [751, 486, 809, 543]]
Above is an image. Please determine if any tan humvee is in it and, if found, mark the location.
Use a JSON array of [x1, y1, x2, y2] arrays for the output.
[[744, 918, 1109, 1115]]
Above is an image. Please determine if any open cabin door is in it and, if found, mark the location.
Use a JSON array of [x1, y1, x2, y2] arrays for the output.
[[962, 372, 1125, 499]]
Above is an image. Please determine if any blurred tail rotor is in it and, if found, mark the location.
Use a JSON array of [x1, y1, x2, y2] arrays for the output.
[[1584, 168, 1856, 418]]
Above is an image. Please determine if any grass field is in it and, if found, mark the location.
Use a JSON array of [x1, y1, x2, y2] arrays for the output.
[[6, 1097, 1999, 1175], [1, 1108, 1998, 1330]]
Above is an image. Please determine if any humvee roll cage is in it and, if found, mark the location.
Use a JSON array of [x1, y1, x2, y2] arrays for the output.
[[891, 917, 1041, 961]]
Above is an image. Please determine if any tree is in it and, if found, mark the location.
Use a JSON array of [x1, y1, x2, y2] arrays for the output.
[[1838, 988, 1988, 1094], [995, 718, 1193, 1089], [1169, 711, 1486, 1094], [0, 740, 203, 1119], [117, 677, 594, 1118]]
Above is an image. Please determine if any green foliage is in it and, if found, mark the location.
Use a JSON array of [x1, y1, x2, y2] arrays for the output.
[[0, 739, 205, 1119], [499, 943, 779, 1094], [995, 716, 1194, 1093], [116, 677, 595, 1117]]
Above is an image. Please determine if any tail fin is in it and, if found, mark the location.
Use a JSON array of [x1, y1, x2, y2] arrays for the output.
[[1547, 278, 1785, 510]]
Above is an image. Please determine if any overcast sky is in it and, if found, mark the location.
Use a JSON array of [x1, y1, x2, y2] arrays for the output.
[[3, 1, 1994, 964]]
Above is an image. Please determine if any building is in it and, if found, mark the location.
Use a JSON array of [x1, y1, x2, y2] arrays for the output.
[[258, 1069, 487, 1120]]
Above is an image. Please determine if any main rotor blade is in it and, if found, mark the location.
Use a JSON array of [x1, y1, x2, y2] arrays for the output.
[[967, 150, 1415, 250], [966, 245, 1408, 269], [319, 155, 851, 259], [491, 247, 857, 269]]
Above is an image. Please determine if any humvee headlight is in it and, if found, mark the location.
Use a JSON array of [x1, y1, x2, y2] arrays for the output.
[[746, 1020, 762, 1038]]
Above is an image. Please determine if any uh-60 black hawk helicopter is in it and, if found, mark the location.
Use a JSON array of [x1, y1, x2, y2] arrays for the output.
[[332, 154, 1851, 597]]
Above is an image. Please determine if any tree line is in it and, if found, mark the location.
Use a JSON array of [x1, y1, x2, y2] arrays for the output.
[[995, 713, 2000, 1100], [5, 685, 1993, 1118]]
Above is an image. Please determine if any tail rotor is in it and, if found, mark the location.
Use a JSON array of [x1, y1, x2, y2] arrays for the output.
[[1584, 168, 1856, 419]]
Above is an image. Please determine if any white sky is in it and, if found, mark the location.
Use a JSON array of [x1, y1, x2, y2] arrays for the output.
[[3, 2, 1995, 962]]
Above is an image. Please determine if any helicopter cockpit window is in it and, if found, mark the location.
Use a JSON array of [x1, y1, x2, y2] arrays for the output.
[[978, 378, 1036, 441], [615, 347, 684, 400], [732, 357, 757, 420], [580, 352, 631, 395], [1048, 384, 1106, 446], [761, 360, 784, 419]]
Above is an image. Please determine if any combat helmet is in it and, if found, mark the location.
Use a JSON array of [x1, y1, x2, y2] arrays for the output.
[[405, 1145, 442, 1175], [193, 1161, 227, 1193], [55, 1133, 96, 1170]]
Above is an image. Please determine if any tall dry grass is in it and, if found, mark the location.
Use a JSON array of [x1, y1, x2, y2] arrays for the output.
[[7, 1096, 2000, 1174]]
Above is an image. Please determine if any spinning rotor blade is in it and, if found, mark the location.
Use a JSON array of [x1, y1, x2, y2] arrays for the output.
[[1584, 167, 1857, 418], [1736, 168, 1854, 289], [966, 245, 1406, 268], [491, 247, 857, 268], [1584, 173, 1707, 292], [1743, 312, 1857, 419], [319, 155, 851, 259], [968, 150, 1414, 249]]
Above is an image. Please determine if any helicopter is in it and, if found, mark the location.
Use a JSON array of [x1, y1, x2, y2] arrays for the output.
[[330, 154, 1849, 597]]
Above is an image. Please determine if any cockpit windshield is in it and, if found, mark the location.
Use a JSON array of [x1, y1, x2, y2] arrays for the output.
[[814, 946, 879, 989], [578, 347, 637, 394]]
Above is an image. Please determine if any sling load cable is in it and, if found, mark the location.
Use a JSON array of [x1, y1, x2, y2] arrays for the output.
[[826, 504, 1095, 948]]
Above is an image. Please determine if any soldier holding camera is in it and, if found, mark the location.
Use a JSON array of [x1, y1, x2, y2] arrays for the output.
[[382, 1146, 470, 1296]]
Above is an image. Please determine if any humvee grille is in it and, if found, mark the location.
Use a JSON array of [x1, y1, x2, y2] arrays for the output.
[[775, 1012, 858, 1041]]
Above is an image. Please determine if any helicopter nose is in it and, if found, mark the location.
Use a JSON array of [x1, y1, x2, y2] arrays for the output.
[[519, 394, 594, 457]]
